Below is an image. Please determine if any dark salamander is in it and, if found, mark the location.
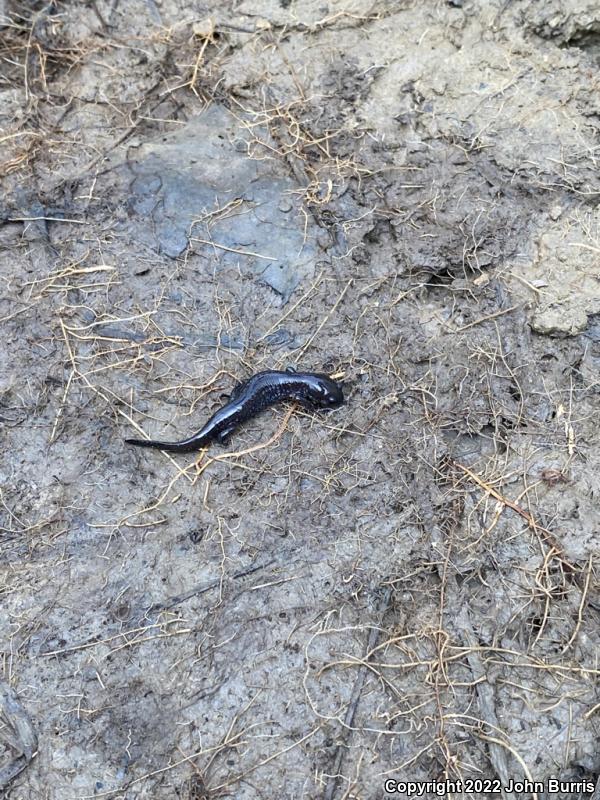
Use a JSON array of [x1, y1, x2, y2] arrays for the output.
[[125, 369, 344, 453]]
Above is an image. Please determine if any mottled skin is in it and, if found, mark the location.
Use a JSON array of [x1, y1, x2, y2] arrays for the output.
[[125, 369, 344, 453]]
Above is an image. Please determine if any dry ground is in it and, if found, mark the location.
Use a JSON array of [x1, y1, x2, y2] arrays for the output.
[[1, 1, 599, 798]]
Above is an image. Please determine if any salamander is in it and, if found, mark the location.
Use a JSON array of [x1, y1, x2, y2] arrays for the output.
[[125, 369, 344, 453]]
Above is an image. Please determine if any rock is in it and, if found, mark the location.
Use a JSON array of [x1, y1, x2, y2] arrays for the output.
[[531, 304, 589, 336], [123, 105, 318, 303]]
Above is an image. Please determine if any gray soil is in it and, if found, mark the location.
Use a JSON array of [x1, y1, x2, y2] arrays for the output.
[[1, 1, 599, 799]]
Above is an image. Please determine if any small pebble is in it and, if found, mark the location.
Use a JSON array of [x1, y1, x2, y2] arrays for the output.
[[549, 205, 563, 220]]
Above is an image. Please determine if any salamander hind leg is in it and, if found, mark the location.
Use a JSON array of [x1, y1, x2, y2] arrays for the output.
[[216, 425, 236, 445], [229, 380, 247, 402]]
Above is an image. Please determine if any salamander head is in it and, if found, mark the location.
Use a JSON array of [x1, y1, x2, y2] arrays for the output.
[[308, 374, 344, 408]]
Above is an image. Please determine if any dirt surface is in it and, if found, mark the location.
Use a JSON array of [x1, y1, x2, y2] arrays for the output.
[[1, 1, 599, 798]]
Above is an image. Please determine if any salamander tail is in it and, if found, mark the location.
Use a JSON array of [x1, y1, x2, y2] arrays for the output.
[[125, 436, 204, 453]]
